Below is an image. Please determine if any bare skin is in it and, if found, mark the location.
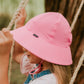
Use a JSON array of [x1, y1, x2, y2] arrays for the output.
[[24, 48, 51, 71], [0, 8, 50, 84], [12, 8, 50, 71], [0, 30, 13, 84], [13, 8, 27, 63], [0, 8, 26, 84], [0, 30, 50, 84]]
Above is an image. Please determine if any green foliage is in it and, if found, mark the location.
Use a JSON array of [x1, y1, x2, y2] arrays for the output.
[[0, 0, 45, 18], [11, 61, 26, 84], [0, 14, 11, 29], [0, 0, 44, 83], [0, 0, 45, 28]]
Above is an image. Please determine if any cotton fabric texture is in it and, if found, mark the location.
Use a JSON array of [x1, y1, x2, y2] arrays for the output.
[[24, 69, 58, 84], [28, 74, 57, 84], [11, 12, 72, 65]]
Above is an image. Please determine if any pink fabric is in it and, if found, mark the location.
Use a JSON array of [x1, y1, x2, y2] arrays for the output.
[[10, 12, 73, 65], [20, 54, 36, 76]]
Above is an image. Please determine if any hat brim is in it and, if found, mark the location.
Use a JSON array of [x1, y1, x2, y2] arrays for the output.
[[10, 26, 72, 65]]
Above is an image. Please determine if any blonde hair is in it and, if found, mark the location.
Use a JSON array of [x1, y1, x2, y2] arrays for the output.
[[47, 63, 72, 84]]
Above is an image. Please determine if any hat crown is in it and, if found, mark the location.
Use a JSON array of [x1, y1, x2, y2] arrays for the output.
[[26, 12, 72, 47], [11, 12, 73, 65]]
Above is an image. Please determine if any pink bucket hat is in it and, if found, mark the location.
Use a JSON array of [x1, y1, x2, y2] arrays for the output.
[[11, 12, 72, 65]]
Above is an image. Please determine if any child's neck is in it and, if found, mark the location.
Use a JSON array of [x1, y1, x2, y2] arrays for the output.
[[41, 61, 50, 71], [32, 61, 51, 74], [36, 61, 50, 74]]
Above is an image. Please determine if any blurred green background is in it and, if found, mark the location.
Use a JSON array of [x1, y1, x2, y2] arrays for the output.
[[0, 0, 45, 29], [0, 0, 44, 84], [0, 0, 84, 84]]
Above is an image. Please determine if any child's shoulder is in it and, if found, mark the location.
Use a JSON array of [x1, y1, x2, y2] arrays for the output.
[[29, 73, 58, 84]]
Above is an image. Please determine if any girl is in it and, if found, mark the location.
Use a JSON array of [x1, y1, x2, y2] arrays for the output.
[[0, 9, 73, 84]]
